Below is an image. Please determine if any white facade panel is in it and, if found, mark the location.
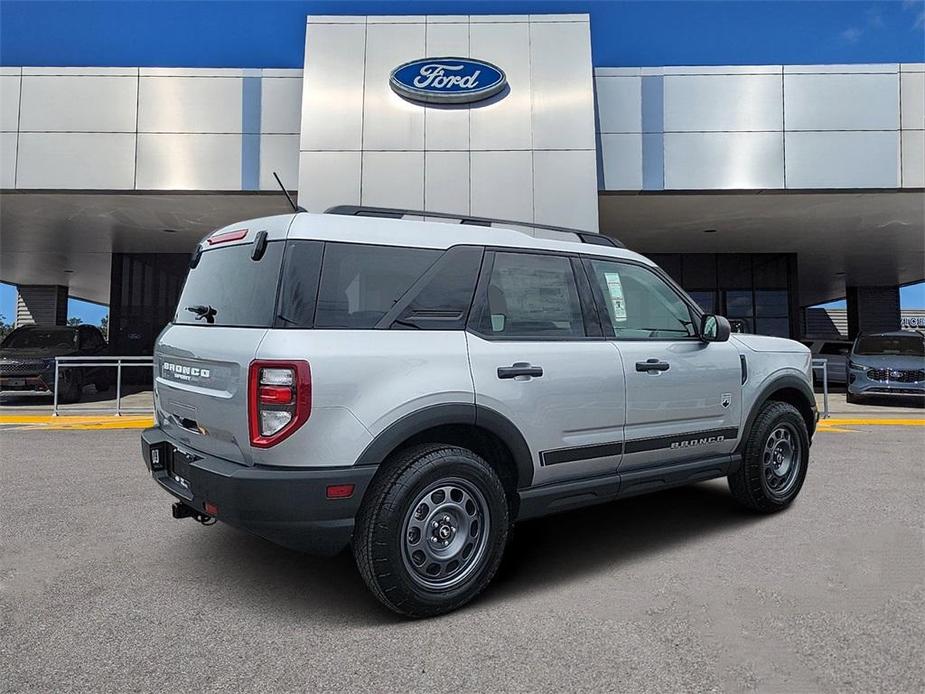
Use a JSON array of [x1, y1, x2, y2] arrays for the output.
[[595, 76, 641, 133], [530, 20, 595, 149], [0, 132, 16, 188], [900, 71, 925, 131], [138, 76, 243, 133], [259, 134, 300, 191], [136, 133, 242, 190], [663, 74, 783, 132], [784, 73, 900, 131], [901, 130, 925, 188], [533, 150, 598, 231], [0, 74, 21, 131], [469, 21, 532, 150], [785, 131, 899, 188], [361, 151, 425, 208], [300, 22, 366, 150], [600, 133, 643, 190], [470, 151, 533, 221], [260, 78, 302, 134], [362, 22, 426, 151], [423, 22, 470, 151], [16, 133, 135, 189], [424, 151, 469, 214], [19, 75, 137, 133], [664, 132, 784, 189], [297, 151, 361, 211]]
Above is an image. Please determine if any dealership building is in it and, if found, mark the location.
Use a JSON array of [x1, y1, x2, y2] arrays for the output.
[[1, 13, 923, 353]]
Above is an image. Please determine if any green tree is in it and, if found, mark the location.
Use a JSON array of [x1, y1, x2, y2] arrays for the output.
[[99, 315, 109, 341], [0, 313, 12, 340], [67, 317, 83, 326]]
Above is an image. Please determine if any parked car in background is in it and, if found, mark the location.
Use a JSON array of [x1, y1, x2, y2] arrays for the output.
[[0, 324, 110, 402], [801, 339, 852, 385], [847, 331, 925, 403]]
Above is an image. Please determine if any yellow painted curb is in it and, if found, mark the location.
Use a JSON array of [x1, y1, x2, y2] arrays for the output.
[[0, 414, 154, 430], [819, 417, 924, 426]]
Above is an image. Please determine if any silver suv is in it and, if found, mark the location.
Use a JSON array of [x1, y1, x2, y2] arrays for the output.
[[141, 207, 817, 617]]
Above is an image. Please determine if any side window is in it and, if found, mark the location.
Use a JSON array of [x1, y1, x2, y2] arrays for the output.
[[393, 246, 483, 330], [474, 252, 585, 338], [314, 243, 441, 329], [585, 259, 697, 339]]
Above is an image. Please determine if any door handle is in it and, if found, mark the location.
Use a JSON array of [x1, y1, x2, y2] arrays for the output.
[[636, 358, 670, 372], [497, 362, 544, 379]]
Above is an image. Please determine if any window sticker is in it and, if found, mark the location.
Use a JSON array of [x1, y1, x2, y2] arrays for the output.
[[604, 272, 627, 322]]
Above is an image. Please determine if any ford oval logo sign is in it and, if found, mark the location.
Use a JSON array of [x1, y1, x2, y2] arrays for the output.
[[389, 57, 507, 105]]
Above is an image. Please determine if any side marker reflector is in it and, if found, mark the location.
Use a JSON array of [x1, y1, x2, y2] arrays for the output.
[[326, 484, 355, 500]]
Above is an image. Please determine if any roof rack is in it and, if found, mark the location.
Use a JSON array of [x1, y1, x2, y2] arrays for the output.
[[324, 205, 625, 249]]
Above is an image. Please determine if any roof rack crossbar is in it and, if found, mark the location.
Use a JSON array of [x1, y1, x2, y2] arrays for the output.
[[323, 205, 625, 248]]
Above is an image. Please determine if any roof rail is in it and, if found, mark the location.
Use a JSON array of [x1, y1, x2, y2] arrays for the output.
[[324, 205, 625, 249]]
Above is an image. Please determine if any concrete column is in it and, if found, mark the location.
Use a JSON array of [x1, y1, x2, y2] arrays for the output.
[[846, 285, 900, 339], [15, 285, 68, 327]]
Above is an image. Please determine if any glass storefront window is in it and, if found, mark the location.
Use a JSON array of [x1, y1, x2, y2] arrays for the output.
[[687, 291, 716, 314], [724, 290, 754, 317]]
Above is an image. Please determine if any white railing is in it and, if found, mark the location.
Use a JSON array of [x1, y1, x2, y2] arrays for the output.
[[811, 358, 829, 419], [52, 355, 154, 416]]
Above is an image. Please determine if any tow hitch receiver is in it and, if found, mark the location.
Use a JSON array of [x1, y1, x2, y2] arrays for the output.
[[171, 501, 216, 526]]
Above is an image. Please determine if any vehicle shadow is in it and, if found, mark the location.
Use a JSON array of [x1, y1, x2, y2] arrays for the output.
[[184, 481, 762, 626], [486, 482, 759, 603]]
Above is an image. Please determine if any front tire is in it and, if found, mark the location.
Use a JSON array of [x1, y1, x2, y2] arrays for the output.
[[728, 401, 809, 513], [353, 444, 509, 618]]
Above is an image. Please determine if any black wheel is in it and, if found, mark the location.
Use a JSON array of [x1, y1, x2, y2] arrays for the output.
[[94, 374, 112, 392], [59, 370, 83, 404], [353, 444, 509, 618], [728, 401, 809, 513]]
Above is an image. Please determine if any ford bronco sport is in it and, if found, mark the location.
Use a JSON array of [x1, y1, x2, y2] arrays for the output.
[[141, 207, 817, 617]]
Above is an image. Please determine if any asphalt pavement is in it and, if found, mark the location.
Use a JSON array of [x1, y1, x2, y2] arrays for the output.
[[1, 426, 923, 693]]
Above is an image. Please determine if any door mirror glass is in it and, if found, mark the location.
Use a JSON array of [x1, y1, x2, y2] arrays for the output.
[[700, 314, 731, 342]]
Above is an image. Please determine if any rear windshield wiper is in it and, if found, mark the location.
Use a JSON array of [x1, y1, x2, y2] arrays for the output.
[[186, 305, 217, 324]]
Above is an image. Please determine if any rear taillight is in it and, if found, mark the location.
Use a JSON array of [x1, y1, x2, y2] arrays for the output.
[[248, 360, 311, 448]]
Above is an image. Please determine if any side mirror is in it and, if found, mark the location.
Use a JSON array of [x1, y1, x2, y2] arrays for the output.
[[700, 314, 731, 343]]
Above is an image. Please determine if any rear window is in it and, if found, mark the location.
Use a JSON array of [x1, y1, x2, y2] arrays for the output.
[[854, 335, 924, 356], [174, 242, 284, 326]]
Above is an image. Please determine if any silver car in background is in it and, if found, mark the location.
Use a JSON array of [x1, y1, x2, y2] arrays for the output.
[[847, 331, 925, 403]]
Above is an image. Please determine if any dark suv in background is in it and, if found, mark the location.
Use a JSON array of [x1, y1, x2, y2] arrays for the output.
[[0, 325, 110, 403]]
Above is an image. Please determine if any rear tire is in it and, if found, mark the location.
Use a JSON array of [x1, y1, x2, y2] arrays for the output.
[[353, 444, 509, 618], [728, 401, 809, 513]]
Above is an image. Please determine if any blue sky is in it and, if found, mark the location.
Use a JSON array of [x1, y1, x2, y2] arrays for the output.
[[1, 1, 923, 68]]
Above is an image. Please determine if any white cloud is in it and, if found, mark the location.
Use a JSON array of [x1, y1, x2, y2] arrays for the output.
[[840, 27, 863, 42]]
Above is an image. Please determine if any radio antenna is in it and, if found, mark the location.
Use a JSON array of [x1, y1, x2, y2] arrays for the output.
[[273, 172, 306, 213]]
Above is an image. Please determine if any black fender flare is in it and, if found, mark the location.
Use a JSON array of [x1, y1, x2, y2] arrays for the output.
[[736, 375, 818, 454], [355, 403, 535, 488]]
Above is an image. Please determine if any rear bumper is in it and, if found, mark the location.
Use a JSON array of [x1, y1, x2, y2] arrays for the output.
[[141, 427, 376, 556]]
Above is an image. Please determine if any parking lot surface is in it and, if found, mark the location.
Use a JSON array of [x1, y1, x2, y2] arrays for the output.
[[1, 426, 923, 693]]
